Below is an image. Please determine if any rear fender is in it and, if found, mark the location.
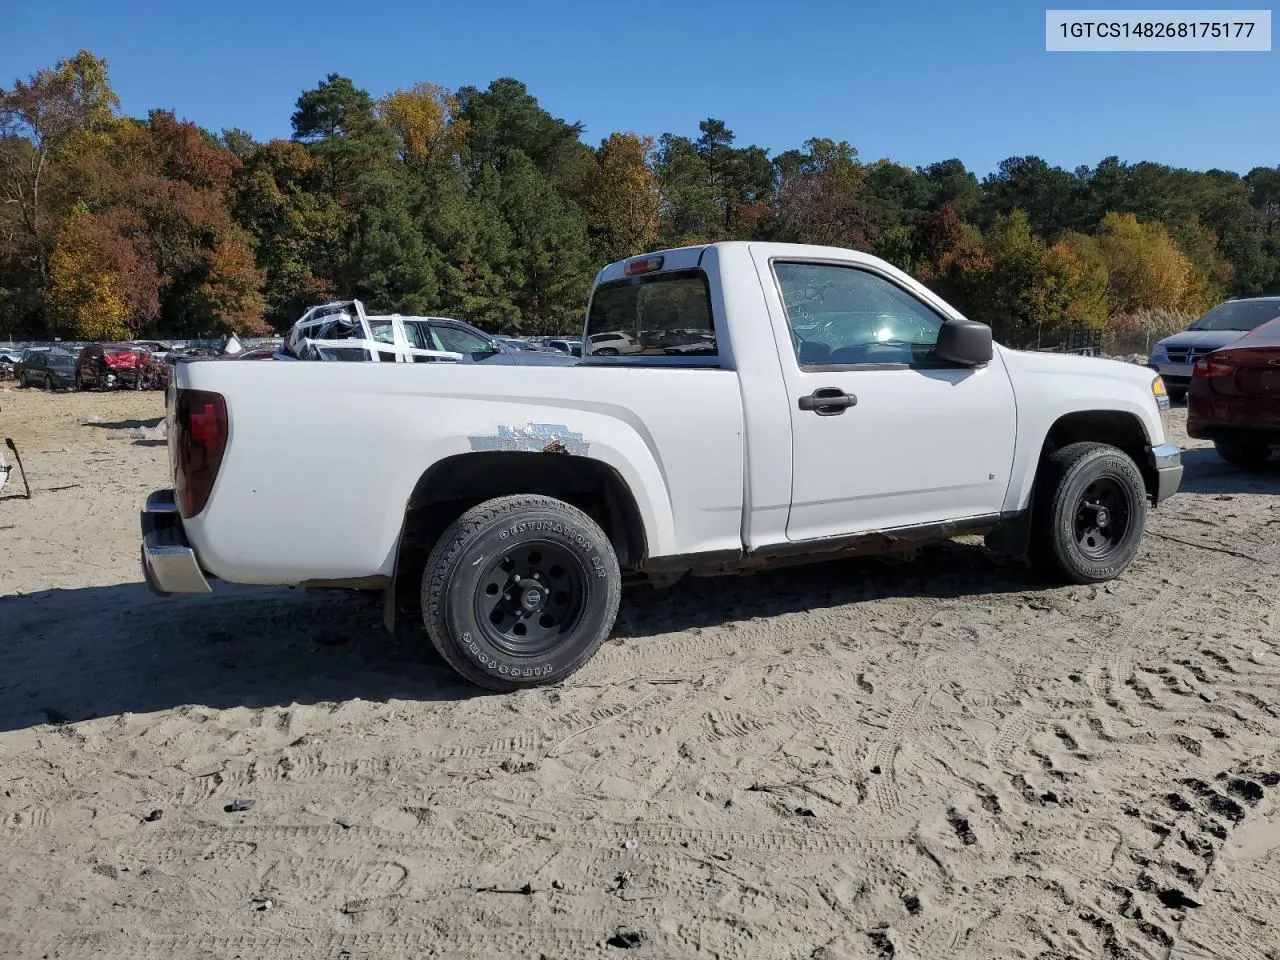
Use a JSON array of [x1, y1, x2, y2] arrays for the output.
[[378, 425, 678, 628]]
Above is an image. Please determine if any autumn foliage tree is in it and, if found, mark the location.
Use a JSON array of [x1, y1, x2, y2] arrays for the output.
[[771, 139, 882, 250], [46, 204, 134, 339], [1036, 238, 1108, 329], [0, 50, 120, 332], [377, 82, 469, 170], [1088, 212, 1194, 313], [3, 50, 1279, 342], [585, 133, 660, 262]]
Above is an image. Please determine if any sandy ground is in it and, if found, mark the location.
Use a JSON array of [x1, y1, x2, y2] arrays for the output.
[[1, 383, 1278, 960]]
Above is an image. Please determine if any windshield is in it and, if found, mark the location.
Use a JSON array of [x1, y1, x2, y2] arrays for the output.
[[48, 354, 75, 368], [586, 270, 715, 357], [1190, 299, 1280, 332]]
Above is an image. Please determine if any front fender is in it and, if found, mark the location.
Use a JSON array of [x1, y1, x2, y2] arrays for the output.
[[1000, 349, 1165, 513]]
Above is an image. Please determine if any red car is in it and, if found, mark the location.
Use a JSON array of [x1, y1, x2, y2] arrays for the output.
[[1187, 317, 1280, 467], [76, 341, 170, 390], [76, 342, 147, 389]]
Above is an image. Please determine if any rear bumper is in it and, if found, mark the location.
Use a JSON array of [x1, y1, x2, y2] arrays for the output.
[[1149, 442, 1183, 504], [1187, 389, 1280, 442], [140, 489, 212, 596]]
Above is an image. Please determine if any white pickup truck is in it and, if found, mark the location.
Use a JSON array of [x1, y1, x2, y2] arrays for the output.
[[141, 242, 1183, 690]]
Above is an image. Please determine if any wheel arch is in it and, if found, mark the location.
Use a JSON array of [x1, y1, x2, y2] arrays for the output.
[[387, 451, 649, 624], [1039, 410, 1158, 501], [990, 409, 1157, 558]]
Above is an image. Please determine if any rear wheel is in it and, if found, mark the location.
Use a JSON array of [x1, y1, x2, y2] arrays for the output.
[[1029, 441, 1148, 584], [594, 347, 619, 356], [1214, 440, 1272, 469], [421, 494, 622, 691]]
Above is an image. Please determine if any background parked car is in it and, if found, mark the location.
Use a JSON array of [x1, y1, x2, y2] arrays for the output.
[[13, 346, 51, 382], [19, 349, 77, 390], [496, 335, 555, 353], [130, 339, 175, 362], [280, 299, 578, 367], [1148, 296, 1280, 400], [359, 315, 577, 366], [542, 337, 583, 357], [75, 342, 149, 390], [1187, 316, 1280, 468], [586, 331, 639, 355]]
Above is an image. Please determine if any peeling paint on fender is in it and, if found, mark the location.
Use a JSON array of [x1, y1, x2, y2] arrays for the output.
[[468, 423, 589, 456]]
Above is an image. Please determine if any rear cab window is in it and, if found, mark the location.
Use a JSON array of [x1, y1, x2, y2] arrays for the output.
[[585, 269, 717, 360]]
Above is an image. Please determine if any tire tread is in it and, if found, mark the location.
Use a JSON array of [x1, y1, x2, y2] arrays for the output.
[[1029, 440, 1147, 584], [421, 494, 621, 691]]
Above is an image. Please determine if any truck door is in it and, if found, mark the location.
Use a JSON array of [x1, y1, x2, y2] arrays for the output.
[[749, 250, 1017, 541]]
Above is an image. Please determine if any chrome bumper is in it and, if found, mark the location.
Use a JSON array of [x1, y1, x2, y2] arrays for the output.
[[1149, 443, 1183, 505], [140, 489, 212, 596]]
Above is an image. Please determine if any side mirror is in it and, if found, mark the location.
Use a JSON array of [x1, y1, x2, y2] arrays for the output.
[[935, 319, 993, 366]]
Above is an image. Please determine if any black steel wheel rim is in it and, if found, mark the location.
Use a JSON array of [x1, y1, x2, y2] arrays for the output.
[[473, 538, 589, 657], [1073, 475, 1133, 559]]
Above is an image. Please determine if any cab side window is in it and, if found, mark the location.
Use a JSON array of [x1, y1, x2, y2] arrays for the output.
[[774, 262, 947, 369]]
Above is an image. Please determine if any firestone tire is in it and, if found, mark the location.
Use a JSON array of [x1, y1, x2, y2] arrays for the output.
[[421, 494, 622, 692], [1028, 441, 1148, 585]]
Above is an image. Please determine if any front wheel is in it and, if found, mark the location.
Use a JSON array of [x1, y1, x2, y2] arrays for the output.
[[43, 374, 53, 391], [1029, 441, 1148, 584], [1214, 440, 1271, 469], [421, 494, 622, 691]]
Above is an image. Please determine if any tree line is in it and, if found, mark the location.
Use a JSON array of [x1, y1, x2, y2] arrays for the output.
[[3, 50, 1278, 344]]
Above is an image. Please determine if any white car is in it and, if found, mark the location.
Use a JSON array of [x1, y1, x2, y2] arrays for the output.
[[141, 241, 1182, 690], [585, 332, 639, 355], [275, 301, 578, 368], [276, 300, 464, 363]]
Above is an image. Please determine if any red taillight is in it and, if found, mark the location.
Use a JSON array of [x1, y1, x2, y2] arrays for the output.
[[173, 388, 228, 518], [1194, 358, 1235, 378]]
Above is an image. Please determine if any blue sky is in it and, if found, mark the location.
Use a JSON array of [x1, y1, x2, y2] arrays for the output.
[[9, 0, 1276, 177]]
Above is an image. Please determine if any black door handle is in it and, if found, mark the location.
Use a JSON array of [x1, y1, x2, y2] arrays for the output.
[[798, 387, 857, 415]]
